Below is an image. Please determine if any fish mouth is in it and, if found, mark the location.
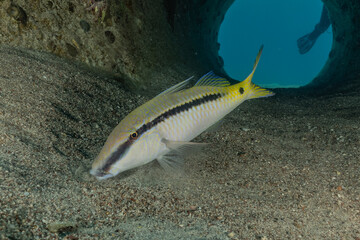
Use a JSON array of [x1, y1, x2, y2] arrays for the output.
[[90, 169, 114, 180]]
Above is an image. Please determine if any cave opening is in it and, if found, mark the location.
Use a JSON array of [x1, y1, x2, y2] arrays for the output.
[[218, 0, 333, 88]]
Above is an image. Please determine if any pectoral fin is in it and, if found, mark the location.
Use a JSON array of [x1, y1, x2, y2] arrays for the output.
[[157, 152, 184, 173], [157, 139, 207, 173]]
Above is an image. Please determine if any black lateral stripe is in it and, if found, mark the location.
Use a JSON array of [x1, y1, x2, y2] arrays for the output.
[[101, 92, 223, 173], [137, 92, 223, 136], [102, 140, 131, 172]]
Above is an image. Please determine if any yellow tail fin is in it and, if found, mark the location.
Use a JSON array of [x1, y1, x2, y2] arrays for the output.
[[244, 44, 263, 84], [233, 45, 275, 99], [247, 45, 274, 99], [248, 83, 275, 99]]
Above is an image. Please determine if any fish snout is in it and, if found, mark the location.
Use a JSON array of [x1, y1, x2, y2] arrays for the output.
[[90, 168, 114, 180]]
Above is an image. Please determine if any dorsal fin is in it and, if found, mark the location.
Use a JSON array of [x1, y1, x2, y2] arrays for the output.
[[194, 71, 230, 87], [156, 76, 194, 97]]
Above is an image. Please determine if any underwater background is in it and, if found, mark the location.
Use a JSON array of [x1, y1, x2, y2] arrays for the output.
[[219, 0, 333, 87], [0, 0, 359, 239]]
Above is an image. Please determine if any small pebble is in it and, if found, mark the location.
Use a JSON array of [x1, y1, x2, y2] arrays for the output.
[[80, 20, 90, 32], [105, 31, 116, 44], [64, 235, 79, 240], [189, 205, 197, 211], [228, 232, 235, 238], [47, 221, 77, 233]]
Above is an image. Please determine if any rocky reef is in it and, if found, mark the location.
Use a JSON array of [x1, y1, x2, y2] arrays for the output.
[[1, 0, 359, 94]]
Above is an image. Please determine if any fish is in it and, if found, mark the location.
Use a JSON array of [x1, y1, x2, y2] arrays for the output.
[[90, 45, 274, 180]]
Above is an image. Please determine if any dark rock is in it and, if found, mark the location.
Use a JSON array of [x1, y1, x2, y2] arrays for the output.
[[80, 20, 91, 32], [66, 43, 78, 57], [6, 3, 27, 25], [105, 30, 115, 44]]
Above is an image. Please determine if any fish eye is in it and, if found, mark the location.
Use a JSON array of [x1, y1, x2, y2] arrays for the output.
[[130, 131, 138, 139]]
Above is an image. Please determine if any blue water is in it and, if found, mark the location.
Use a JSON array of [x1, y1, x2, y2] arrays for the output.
[[219, 0, 333, 88]]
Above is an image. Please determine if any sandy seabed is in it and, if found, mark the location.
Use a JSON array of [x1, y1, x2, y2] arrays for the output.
[[0, 46, 359, 239]]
